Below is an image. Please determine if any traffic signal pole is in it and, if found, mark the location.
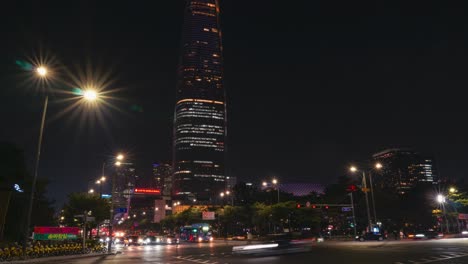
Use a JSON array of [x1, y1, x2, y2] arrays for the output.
[[349, 192, 357, 237]]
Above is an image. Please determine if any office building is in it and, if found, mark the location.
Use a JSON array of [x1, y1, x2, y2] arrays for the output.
[[372, 148, 438, 194], [173, 0, 226, 201]]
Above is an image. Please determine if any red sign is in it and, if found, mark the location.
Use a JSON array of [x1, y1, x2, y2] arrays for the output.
[[34, 227, 80, 235], [202, 211, 215, 220], [134, 188, 161, 194], [459, 213, 468, 220]]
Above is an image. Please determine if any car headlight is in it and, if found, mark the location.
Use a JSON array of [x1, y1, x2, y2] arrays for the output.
[[156, 238, 161, 243], [115, 238, 120, 243], [167, 238, 172, 243], [129, 239, 133, 242], [198, 237, 203, 242], [462, 231, 468, 235], [209, 237, 213, 241], [355, 236, 359, 239], [415, 234, 425, 237]]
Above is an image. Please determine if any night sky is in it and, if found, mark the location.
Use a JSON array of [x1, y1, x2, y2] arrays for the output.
[[1, 1, 467, 208]]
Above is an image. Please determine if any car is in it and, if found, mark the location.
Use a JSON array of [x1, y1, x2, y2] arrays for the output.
[[407, 230, 443, 239], [143, 236, 160, 245], [232, 237, 311, 256], [162, 235, 180, 244], [196, 234, 214, 242], [355, 232, 384, 241], [125, 235, 142, 246]]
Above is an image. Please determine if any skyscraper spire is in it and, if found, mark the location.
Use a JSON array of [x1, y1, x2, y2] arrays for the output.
[[173, 0, 226, 201]]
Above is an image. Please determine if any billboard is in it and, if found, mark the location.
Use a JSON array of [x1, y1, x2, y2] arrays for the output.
[[134, 188, 161, 195], [33, 227, 80, 240], [202, 211, 215, 220]]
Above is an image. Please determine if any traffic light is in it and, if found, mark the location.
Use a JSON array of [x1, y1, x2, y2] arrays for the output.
[[296, 204, 301, 208], [324, 205, 329, 209], [346, 184, 357, 192], [312, 204, 316, 209]]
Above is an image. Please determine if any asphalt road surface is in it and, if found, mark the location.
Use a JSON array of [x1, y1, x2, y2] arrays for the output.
[[36, 238, 468, 264]]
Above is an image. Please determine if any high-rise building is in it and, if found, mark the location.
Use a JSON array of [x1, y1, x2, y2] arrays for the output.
[[372, 148, 438, 194], [113, 163, 137, 221], [152, 163, 172, 196], [173, 0, 226, 201]]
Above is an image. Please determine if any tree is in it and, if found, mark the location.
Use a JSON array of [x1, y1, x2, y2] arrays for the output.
[[61, 192, 110, 238]]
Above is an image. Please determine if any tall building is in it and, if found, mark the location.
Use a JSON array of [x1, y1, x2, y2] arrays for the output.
[[372, 148, 438, 194], [113, 163, 137, 221], [152, 163, 172, 197], [173, 0, 226, 201]]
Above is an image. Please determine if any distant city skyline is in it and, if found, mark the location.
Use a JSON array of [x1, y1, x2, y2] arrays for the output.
[[1, 1, 467, 208]]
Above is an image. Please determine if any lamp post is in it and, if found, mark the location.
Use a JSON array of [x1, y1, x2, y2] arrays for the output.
[[350, 166, 372, 232], [23, 67, 48, 248], [272, 179, 279, 203], [23, 65, 100, 248], [108, 154, 124, 253], [436, 194, 449, 234], [96, 177, 106, 198], [262, 179, 279, 204]]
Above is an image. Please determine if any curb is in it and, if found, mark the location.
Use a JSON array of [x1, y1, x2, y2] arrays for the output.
[[6, 252, 116, 264]]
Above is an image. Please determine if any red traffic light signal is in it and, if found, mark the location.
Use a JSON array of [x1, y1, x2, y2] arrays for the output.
[[312, 205, 316, 209], [296, 204, 301, 208], [324, 205, 329, 209], [346, 184, 357, 192]]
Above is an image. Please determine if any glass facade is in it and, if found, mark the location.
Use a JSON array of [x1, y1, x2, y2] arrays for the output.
[[372, 148, 438, 194], [173, 0, 226, 200]]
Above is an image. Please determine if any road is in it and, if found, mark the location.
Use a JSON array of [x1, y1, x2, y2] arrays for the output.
[[37, 238, 468, 264]]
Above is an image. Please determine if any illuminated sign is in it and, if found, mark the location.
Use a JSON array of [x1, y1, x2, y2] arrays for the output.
[[34, 227, 80, 235], [202, 211, 215, 220], [134, 188, 161, 195], [33, 227, 80, 241], [14, 184, 24, 192], [34, 234, 77, 240]]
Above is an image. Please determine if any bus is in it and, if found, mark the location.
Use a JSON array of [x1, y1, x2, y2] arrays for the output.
[[179, 223, 213, 242]]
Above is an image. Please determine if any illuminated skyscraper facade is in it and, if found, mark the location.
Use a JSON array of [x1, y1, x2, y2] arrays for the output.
[[372, 148, 438, 194], [173, 0, 226, 201]]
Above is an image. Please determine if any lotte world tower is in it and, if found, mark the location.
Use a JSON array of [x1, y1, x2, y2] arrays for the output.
[[172, 0, 226, 201]]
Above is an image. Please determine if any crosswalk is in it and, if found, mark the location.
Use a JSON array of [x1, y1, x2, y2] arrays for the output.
[[174, 252, 233, 264], [394, 251, 468, 264]]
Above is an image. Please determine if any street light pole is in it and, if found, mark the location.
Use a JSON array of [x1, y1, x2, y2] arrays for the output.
[[362, 171, 372, 232], [24, 95, 48, 249], [369, 171, 377, 224]]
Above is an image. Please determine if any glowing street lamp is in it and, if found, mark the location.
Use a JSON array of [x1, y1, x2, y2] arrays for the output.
[[449, 187, 456, 193], [36, 66, 47, 77], [437, 194, 446, 203], [117, 154, 124, 161], [88, 189, 95, 194], [83, 89, 98, 101]]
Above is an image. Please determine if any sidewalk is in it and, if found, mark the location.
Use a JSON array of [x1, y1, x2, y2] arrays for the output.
[[7, 252, 116, 264]]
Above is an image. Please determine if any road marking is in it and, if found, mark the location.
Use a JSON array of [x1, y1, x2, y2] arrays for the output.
[[175, 256, 220, 264]]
